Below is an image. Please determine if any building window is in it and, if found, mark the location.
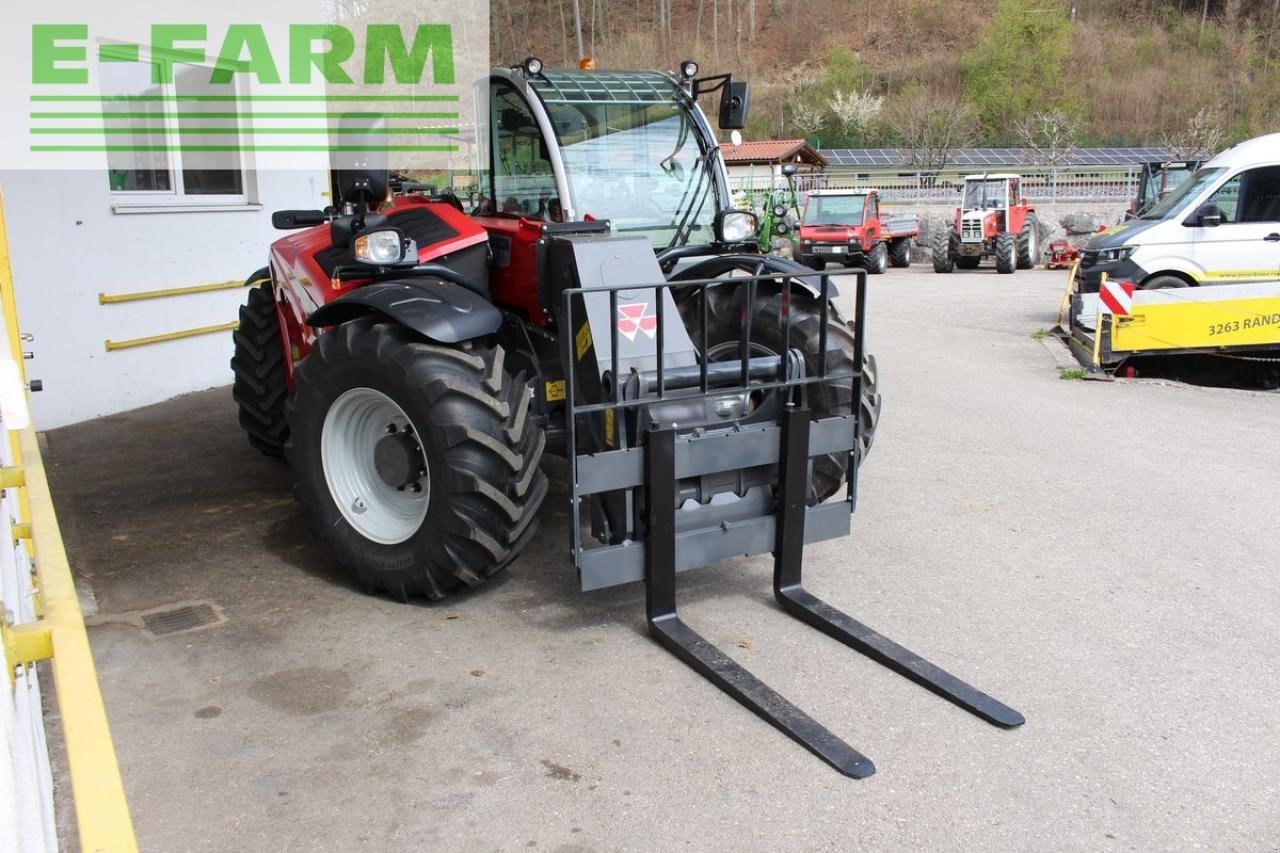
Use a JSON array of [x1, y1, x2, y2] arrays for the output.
[[102, 50, 253, 207]]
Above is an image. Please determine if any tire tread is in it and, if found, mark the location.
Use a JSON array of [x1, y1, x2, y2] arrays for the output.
[[231, 275, 289, 457], [285, 319, 546, 600]]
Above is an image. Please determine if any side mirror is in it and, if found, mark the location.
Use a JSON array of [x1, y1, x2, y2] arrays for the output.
[[1186, 203, 1223, 228], [780, 163, 798, 178], [718, 81, 750, 130], [272, 209, 328, 230]]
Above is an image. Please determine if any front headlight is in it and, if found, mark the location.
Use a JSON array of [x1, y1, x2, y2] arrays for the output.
[[715, 210, 759, 243], [1097, 246, 1135, 263], [353, 228, 416, 265]]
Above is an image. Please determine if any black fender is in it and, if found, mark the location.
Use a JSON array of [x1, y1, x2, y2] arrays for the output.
[[306, 279, 502, 344], [668, 253, 842, 299]]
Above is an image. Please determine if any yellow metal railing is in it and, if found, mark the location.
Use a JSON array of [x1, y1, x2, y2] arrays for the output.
[[0, 190, 138, 851], [98, 278, 245, 305], [1056, 258, 1080, 327], [104, 319, 240, 352]]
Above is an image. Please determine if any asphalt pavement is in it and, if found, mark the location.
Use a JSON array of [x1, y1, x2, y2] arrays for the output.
[[45, 266, 1280, 851]]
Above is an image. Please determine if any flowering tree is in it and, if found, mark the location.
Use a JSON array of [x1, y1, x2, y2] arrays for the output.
[[1160, 107, 1226, 159]]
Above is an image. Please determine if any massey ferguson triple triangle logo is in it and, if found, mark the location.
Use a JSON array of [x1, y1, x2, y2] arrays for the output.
[[617, 302, 658, 341]]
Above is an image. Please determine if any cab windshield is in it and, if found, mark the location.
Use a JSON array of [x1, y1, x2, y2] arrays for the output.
[[803, 195, 866, 225], [1140, 164, 1196, 209], [963, 179, 1007, 209], [534, 75, 720, 249], [1140, 167, 1225, 220]]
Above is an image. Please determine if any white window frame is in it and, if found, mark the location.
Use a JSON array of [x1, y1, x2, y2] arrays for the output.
[[100, 42, 260, 214]]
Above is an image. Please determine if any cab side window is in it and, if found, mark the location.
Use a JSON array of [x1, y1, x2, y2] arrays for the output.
[[1238, 166, 1280, 223], [491, 84, 558, 218], [866, 195, 879, 223]]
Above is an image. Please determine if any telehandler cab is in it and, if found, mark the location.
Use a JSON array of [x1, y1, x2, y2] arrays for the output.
[[233, 59, 1022, 776]]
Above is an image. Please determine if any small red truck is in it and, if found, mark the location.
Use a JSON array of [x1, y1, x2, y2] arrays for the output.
[[794, 189, 919, 273]]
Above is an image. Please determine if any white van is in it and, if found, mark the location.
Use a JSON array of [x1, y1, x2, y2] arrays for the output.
[[1077, 133, 1280, 293]]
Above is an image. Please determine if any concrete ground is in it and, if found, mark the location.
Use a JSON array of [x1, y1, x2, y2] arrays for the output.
[[46, 267, 1280, 852]]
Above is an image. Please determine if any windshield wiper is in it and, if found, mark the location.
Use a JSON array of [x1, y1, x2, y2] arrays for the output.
[[667, 148, 717, 250]]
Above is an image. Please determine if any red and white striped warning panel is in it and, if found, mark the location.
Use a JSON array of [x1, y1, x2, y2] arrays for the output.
[[1099, 279, 1135, 315]]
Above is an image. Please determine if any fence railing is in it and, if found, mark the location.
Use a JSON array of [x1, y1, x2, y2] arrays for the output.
[[729, 167, 1140, 205], [0, 190, 138, 852]]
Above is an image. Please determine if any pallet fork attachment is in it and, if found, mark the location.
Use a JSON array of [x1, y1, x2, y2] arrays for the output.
[[563, 265, 1022, 777], [644, 408, 1022, 778]]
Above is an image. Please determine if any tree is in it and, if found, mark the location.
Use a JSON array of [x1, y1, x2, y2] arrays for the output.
[[829, 89, 884, 146], [886, 89, 978, 171], [1014, 110, 1082, 167], [960, 0, 1074, 143], [1160, 106, 1227, 158], [1015, 110, 1081, 201], [789, 97, 825, 142]]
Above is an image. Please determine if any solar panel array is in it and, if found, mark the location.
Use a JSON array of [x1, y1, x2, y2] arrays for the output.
[[820, 147, 1186, 168]]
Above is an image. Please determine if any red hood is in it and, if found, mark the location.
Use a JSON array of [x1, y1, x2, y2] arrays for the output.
[[800, 223, 861, 241]]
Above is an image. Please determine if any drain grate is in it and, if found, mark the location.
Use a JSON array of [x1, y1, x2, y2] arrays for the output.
[[141, 602, 223, 637]]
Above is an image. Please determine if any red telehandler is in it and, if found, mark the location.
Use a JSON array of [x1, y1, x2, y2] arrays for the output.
[[233, 60, 1022, 777]]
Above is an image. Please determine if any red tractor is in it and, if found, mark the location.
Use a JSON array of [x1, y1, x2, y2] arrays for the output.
[[932, 174, 1039, 274], [232, 60, 1020, 776]]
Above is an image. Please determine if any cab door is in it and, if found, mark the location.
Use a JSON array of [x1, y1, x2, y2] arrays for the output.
[[863, 194, 880, 249], [470, 77, 564, 322], [1189, 165, 1280, 284]]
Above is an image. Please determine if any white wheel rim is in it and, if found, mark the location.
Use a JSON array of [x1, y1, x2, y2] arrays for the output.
[[321, 387, 430, 545], [1027, 225, 1037, 260]]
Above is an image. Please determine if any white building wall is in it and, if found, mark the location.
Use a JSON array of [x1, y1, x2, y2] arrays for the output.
[[0, 167, 328, 427], [726, 163, 782, 185]]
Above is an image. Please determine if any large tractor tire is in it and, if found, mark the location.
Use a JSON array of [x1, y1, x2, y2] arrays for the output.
[[994, 233, 1017, 274], [1016, 215, 1039, 270], [232, 269, 290, 457], [888, 239, 912, 268], [672, 257, 881, 503], [956, 256, 982, 270], [286, 318, 547, 600], [864, 241, 888, 275], [932, 233, 955, 273]]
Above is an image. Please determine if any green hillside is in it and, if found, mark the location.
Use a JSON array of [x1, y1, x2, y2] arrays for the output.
[[493, 0, 1280, 150]]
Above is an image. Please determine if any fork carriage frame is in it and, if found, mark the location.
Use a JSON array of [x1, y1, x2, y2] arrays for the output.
[[562, 267, 1023, 778]]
